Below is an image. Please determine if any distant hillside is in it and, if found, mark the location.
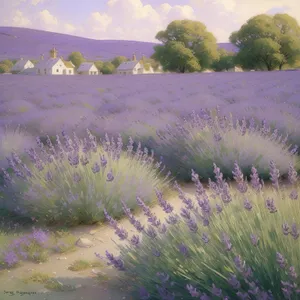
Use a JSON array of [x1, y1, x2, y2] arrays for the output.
[[0, 27, 238, 61]]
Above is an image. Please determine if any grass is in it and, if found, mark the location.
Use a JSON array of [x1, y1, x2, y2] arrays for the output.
[[68, 259, 103, 271]]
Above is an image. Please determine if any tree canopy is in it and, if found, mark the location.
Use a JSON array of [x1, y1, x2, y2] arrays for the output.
[[230, 13, 300, 70], [211, 49, 236, 71], [111, 56, 128, 68], [101, 61, 115, 74], [68, 52, 85, 69], [0, 59, 13, 69], [0, 63, 10, 74], [152, 19, 219, 73]]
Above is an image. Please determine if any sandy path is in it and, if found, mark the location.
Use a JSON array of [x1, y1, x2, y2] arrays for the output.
[[0, 184, 196, 300]]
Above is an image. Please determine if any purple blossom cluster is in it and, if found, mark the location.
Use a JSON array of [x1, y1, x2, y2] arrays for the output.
[[97, 162, 300, 299]]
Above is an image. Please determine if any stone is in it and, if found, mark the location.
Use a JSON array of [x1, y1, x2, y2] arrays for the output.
[[76, 237, 94, 248]]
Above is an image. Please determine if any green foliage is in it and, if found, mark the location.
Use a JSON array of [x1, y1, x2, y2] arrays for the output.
[[111, 56, 128, 68], [117, 180, 300, 299], [94, 60, 104, 72], [152, 111, 299, 182], [153, 19, 219, 72], [101, 61, 116, 74], [212, 50, 236, 71], [153, 41, 201, 73], [0, 60, 13, 69], [0, 63, 10, 74], [1, 133, 171, 226], [230, 13, 300, 71], [68, 51, 85, 69]]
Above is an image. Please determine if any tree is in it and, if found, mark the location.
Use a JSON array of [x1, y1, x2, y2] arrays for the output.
[[211, 49, 236, 71], [140, 57, 160, 71], [153, 19, 219, 72], [101, 62, 115, 74], [94, 60, 104, 72], [230, 13, 300, 71], [68, 51, 85, 69], [0, 64, 10, 73], [0, 59, 13, 69], [30, 59, 38, 65], [152, 41, 201, 73], [111, 56, 128, 68]]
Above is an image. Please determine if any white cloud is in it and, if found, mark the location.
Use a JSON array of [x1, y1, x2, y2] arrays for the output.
[[64, 23, 76, 34], [38, 9, 58, 26], [31, 0, 44, 5], [12, 10, 32, 27]]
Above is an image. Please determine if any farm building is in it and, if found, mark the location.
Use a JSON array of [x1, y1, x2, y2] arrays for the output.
[[77, 62, 99, 75], [117, 54, 144, 75], [11, 58, 34, 73], [35, 47, 74, 75]]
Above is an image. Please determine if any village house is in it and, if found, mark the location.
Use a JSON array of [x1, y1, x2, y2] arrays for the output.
[[117, 54, 144, 75], [228, 66, 243, 72], [77, 62, 99, 75], [11, 58, 34, 73], [35, 47, 74, 75]]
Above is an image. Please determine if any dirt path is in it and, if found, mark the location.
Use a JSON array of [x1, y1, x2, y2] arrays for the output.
[[0, 184, 196, 300]]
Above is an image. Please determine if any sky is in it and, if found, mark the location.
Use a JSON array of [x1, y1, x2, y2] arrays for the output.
[[0, 0, 299, 43]]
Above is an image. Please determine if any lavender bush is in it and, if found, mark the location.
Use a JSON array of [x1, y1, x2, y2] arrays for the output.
[[0, 130, 171, 226], [99, 162, 300, 299], [153, 108, 299, 181]]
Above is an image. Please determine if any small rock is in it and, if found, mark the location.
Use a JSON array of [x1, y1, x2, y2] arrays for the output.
[[57, 257, 67, 260], [39, 262, 43, 264], [75, 284, 82, 289], [89, 230, 98, 235], [52, 272, 57, 275], [76, 237, 94, 248]]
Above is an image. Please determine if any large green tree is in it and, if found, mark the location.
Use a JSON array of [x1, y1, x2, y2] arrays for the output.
[[0, 63, 10, 73], [68, 51, 85, 69], [111, 56, 128, 68], [152, 19, 219, 72], [211, 49, 236, 71], [101, 61, 115, 74], [0, 59, 13, 69], [230, 14, 300, 70]]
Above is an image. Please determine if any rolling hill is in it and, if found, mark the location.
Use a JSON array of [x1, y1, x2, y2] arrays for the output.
[[0, 27, 238, 62]]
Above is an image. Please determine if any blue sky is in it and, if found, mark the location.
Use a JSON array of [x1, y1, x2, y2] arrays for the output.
[[0, 0, 298, 42]]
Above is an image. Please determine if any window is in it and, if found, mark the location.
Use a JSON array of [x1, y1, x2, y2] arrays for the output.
[[57, 69, 59, 72], [69, 70, 72, 74]]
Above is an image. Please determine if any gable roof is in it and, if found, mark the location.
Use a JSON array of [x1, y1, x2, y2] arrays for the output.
[[11, 59, 33, 71], [63, 60, 75, 68], [77, 62, 97, 72], [35, 57, 62, 69], [117, 61, 141, 71]]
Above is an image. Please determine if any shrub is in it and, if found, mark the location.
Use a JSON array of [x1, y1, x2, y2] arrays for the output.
[[0, 60, 13, 69], [98, 162, 300, 299], [152, 108, 299, 182], [0, 64, 10, 74], [0, 130, 171, 226]]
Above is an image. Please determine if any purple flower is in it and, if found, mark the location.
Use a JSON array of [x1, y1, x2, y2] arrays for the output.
[[139, 286, 150, 300], [187, 218, 198, 233], [180, 207, 191, 220], [288, 163, 298, 185], [165, 214, 179, 225], [91, 162, 100, 173], [232, 162, 244, 183], [269, 160, 280, 189], [290, 223, 299, 240], [130, 235, 140, 247], [4, 251, 19, 266], [282, 223, 290, 236], [145, 225, 157, 239], [45, 171, 53, 182], [211, 283, 222, 297], [106, 170, 114, 182], [100, 155, 107, 168], [289, 190, 298, 200], [250, 234, 259, 246], [221, 233, 232, 251], [276, 252, 286, 269], [265, 198, 277, 213], [289, 266, 297, 280], [178, 243, 189, 257], [105, 250, 125, 271], [202, 233, 210, 244], [186, 284, 200, 297], [152, 249, 161, 257], [244, 198, 253, 211], [228, 274, 241, 289], [73, 172, 81, 183], [250, 166, 262, 191], [155, 188, 174, 214], [31, 228, 48, 245]]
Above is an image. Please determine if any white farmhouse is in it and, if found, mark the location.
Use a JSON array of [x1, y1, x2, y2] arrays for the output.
[[11, 58, 34, 73], [35, 48, 75, 75], [117, 54, 144, 75], [228, 66, 243, 72], [77, 62, 99, 75]]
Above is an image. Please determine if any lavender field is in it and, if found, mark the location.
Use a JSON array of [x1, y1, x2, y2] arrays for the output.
[[1, 70, 300, 299]]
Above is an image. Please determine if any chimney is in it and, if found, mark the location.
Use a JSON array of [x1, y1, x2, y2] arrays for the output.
[[50, 47, 58, 59], [40, 54, 44, 60], [132, 53, 136, 61]]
